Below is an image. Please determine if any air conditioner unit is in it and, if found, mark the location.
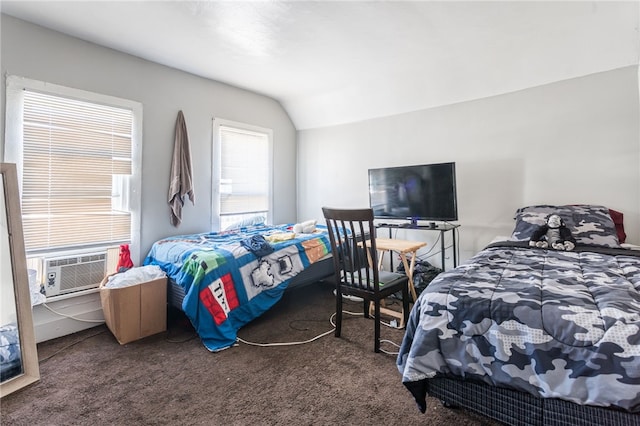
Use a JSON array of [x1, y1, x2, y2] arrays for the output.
[[44, 251, 108, 297]]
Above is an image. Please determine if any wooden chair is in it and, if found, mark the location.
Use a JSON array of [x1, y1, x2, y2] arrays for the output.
[[322, 207, 410, 353]]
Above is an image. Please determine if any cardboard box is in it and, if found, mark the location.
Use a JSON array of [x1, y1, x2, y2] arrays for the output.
[[100, 275, 167, 345]]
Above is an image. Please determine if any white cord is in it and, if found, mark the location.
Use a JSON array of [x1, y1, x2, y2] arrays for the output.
[[341, 310, 364, 317], [42, 302, 105, 323], [343, 310, 403, 354], [237, 313, 339, 347], [379, 339, 401, 355], [237, 309, 403, 350], [236, 331, 334, 347]]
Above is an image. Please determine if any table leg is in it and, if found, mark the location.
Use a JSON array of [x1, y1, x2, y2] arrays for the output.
[[453, 228, 457, 267], [400, 253, 418, 302], [440, 230, 445, 271], [369, 248, 407, 328], [377, 250, 385, 271]]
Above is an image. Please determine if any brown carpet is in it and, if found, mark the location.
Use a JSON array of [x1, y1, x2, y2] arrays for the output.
[[1, 281, 500, 425]]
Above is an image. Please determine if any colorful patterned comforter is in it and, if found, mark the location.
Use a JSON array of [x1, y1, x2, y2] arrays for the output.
[[144, 224, 331, 351], [397, 242, 640, 413]]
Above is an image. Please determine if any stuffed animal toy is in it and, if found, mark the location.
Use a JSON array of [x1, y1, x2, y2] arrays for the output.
[[529, 214, 577, 251], [293, 219, 317, 234]]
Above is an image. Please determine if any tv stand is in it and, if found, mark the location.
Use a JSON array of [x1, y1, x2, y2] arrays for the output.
[[375, 222, 459, 271]]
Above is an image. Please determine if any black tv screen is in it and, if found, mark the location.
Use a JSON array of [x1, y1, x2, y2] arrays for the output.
[[368, 162, 458, 222]]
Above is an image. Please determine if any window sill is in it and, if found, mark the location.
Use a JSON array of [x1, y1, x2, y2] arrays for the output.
[[39, 287, 101, 304]]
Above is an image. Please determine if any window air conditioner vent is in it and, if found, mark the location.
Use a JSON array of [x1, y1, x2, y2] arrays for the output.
[[44, 252, 107, 297]]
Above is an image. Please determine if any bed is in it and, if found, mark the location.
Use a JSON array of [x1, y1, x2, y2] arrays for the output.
[[0, 322, 22, 382], [397, 204, 640, 425], [144, 223, 334, 351]]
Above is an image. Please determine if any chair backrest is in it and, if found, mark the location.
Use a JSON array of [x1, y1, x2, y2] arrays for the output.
[[322, 207, 381, 294]]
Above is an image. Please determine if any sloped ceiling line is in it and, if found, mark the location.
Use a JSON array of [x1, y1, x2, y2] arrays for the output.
[[2, 1, 638, 129]]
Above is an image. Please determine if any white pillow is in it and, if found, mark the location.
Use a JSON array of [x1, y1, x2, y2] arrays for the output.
[[223, 215, 266, 231]]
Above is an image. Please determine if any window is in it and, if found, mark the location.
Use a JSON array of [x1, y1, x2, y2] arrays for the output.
[[4, 76, 142, 261], [212, 119, 272, 231]]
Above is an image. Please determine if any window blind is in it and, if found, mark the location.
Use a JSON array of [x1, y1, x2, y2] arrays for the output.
[[219, 126, 269, 216], [21, 90, 133, 251]]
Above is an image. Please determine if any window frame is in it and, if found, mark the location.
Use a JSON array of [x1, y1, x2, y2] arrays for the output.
[[4, 75, 143, 262], [211, 118, 273, 231]]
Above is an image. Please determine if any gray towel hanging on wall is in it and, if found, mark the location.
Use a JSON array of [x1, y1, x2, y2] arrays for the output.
[[168, 110, 195, 226]]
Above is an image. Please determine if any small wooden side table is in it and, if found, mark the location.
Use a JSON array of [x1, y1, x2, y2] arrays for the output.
[[373, 238, 426, 302], [362, 237, 427, 327]]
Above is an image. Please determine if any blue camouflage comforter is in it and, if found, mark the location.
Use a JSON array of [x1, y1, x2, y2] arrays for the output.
[[144, 224, 331, 351], [397, 242, 640, 413]]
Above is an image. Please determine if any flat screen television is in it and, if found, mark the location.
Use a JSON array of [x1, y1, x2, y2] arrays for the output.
[[368, 162, 458, 222]]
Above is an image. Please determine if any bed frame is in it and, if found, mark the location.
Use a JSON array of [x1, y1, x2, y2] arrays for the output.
[[427, 377, 639, 426]]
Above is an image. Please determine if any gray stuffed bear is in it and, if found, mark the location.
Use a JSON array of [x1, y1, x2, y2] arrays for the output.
[[528, 214, 577, 251]]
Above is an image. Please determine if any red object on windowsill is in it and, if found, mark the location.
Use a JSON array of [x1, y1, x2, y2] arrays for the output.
[[116, 244, 134, 273]]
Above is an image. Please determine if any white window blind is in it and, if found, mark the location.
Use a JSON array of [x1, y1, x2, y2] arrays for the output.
[[219, 125, 270, 220], [20, 90, 133, 251]]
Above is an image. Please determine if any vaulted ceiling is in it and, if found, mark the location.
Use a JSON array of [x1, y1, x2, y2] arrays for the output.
[[2, 1, 638, 130]]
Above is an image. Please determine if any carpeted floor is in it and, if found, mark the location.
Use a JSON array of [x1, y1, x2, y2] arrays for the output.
[[1, 281, 500, 425]]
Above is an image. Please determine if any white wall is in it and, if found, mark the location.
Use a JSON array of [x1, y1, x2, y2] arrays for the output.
[[298, 66, 640, 265], [0, 15, 298, 263], [2, 14, 639, 337]]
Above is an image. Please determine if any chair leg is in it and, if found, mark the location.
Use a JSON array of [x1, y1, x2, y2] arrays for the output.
[[402, 285, 410, 328], [374, 299, 381, 353], [335, 287, 343, 338]]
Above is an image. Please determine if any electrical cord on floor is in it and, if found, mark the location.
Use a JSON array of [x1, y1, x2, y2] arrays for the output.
[[238, 309, 369, 347], [41, 302, 105, 323], [288, 318, 331, 332], [379, 341, 401, 355], [237, 305, 404, 354], [336, 295, 404, 331], [236, 313, 339, 347], [165, 330, 198, 344], [38, 328, 107, 363], [343, 308, 403, 355]]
